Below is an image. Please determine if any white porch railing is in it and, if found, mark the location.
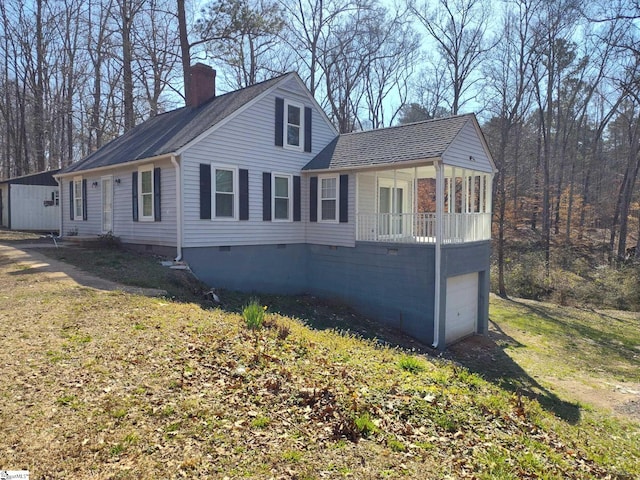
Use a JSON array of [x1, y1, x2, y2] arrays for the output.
[[356, 213, 491, 244]]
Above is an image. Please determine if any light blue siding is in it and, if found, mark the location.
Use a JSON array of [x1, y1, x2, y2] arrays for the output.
[[59, 158, 177, 246], [442, 120, 494, 173], [181, 75, 339, 247]]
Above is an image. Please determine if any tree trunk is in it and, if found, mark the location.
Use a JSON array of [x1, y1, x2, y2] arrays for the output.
[[177, 0, 191, 105], [33, 0, 46, 171], [121, 0, 135, 131]]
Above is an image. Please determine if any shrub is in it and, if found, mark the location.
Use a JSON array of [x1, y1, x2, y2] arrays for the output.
[[98, 231, 121, 248]]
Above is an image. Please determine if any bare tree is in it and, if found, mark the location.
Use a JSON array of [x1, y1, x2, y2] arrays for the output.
[[197, 0, 286, 89], [530, 0, 581, 270], [114, 0, 145, 131], [133, 0, 180, 117], [483, 0, 540, 297], [280, 0, 358, 96], [410, 0, 495, 115], [361, 6, 420, 128]]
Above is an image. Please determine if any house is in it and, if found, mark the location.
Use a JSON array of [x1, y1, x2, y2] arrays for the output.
[[55, 64, 496, 348], [0, 169, 60, 232]]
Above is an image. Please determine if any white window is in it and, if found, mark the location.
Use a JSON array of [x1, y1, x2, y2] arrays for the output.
[[138, 165, 154, 221], [73, 176, 83, 219], [213, 166, 237, 219], [319, 176, 338, 222], [272, 174, 292, 221], [284, 100, 303, 150]]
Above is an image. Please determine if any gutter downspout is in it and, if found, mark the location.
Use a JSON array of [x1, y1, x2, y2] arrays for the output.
[[433, 160, 444, 348], [54, 175, 62, 236], [171, 155, 182, 261]]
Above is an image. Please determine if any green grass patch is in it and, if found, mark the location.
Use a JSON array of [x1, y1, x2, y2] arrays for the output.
[[397, 355, 425, 373], [251, 416, 270, 429], [1, 244, 637, 478]]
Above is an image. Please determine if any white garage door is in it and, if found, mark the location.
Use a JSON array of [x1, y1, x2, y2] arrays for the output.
[[445, 272, 479, 344]]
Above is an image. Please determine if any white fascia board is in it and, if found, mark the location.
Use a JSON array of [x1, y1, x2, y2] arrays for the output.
[[54, 154, 174, 179]]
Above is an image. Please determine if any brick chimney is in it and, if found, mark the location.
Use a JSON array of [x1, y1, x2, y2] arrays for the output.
[[187, 63, 216, 108]]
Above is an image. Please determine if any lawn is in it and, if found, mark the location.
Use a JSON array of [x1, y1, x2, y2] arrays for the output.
[[0, 242, 638, 478]]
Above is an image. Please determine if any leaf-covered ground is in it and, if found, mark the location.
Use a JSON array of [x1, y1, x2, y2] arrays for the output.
[[0, 243, 638, 478]]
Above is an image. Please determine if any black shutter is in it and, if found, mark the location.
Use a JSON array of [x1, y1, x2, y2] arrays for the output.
[[263, 172, 272, 221], [82, 179, 88, 220], [132, 171, 138, 221], [309, 176, 318, 222], [69, 181, 74, 220], [293, 175, 301, 222], [339, 174, 348, 223], [304, 107, 312, 153], [275, 97, 284, 147], [239, 169, 249, 220], [153, 167, 161, 221], [199, 164, 211, 220]]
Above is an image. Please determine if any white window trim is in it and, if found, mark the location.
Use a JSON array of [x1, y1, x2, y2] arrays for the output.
[[73, 176, 83, 220], [272, 173, 293, 222], [138, 164, 154, 222], [283, 99, 304, 151], [101, 175, 114, 234], [318, 175, 339, 224], [212, 164, 239, 221]]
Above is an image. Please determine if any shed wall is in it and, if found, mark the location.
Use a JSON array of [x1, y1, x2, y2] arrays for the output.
[[9, 185, 59, 231], [0, 187, 8, 228]]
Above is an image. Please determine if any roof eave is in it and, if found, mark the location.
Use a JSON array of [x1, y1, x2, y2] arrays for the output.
[[175, 73, 300, 156], [55, 153, 176, 178], [302, 156, 442, 174]]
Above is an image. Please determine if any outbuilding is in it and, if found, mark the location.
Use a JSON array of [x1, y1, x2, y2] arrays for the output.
[[0, 169, 60, 232]]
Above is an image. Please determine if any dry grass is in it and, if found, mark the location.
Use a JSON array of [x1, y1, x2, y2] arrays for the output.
[[0, 246, 638, 478]]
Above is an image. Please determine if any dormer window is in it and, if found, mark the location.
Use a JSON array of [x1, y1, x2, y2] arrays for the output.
[[285, 100, 303, 150]]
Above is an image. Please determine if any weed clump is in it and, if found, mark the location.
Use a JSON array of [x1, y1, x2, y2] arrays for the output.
[[243, 297, 266, 331], [353, 412, 377, 437], [398, 355, 425, 374]]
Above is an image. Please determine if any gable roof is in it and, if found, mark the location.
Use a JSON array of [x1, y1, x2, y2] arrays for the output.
[[303, 114, 480, 171], [60, 73, 294, 175], [0, 169, 60, 186]]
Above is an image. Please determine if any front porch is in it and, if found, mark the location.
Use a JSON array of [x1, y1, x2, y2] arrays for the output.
[[355, 164, 493, 244]]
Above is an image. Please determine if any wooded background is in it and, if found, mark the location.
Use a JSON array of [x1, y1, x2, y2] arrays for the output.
[[1, 0, 639, 279]]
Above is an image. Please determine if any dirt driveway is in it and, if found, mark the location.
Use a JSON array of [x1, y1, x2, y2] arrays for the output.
[[0, 242, 166, 297]]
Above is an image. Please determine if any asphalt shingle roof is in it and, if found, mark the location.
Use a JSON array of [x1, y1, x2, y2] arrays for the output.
[[60, 73, 291, 174], [303, 114, 474, 171]]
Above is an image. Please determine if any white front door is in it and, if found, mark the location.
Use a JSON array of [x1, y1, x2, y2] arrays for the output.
[[378, 178, 408, 237], [101, 176, 113, 233]]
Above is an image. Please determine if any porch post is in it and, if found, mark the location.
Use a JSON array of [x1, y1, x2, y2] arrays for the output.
[[479, 174, 485, 213], [471, 174, 476, 213], [486, 174, 494, 240], [433, 160, 445, 348], [486, 174, 493, 213]]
